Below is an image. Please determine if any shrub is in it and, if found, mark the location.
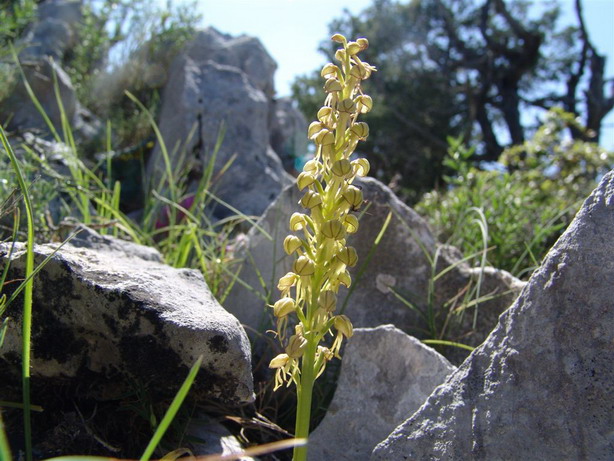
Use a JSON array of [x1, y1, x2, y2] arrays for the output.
[[416, 108, 613, 278]]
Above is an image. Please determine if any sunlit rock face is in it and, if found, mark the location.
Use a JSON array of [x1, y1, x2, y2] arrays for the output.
[[372, 170, 614, 461], [0, 225, 254, 405], [150, 27, 294, 219]]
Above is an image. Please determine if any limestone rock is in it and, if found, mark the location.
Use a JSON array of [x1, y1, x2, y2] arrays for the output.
[[0, 57, 78, 134], [18, 0, 83, 61], [223, 177, 523, 358], [1, 1, 101, 142], [371, 170, 614, 460], [0, 226, 254, 404], [184, 28, 277, 98], [308, 325, 456, 461], [270, 97, 309, 172], [186, 414, 254, 460], [150, 30, 290, 218]]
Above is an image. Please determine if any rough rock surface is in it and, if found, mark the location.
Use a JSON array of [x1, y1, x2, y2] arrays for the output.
[[308, 325, 456, 461], [0, 226, 253, 404], [1, 0, 100, 141], [1, 57, 78, 134], [371, 170, 614, 460], [186, 414, 254, 460], [150, 27, 290, 219], [223, 177, 523, 357], [270, 97, 309, 172], [18, 0, 83, 61]]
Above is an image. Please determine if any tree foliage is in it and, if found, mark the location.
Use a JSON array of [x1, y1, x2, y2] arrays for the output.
[[293, 0, 613, 200]]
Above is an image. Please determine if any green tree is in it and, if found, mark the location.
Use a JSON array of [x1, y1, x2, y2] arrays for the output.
[[293, 0, 613, 200]]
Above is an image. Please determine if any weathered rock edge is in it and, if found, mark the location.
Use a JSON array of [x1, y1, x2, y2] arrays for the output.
[[0, 228, 254, 404], [371, 170, 614, 460]]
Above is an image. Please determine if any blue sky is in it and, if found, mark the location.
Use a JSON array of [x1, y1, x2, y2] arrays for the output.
[[196, 0, 613, 148]]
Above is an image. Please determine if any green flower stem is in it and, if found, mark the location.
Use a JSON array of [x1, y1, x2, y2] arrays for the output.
[[293, 338, 317, 461], [268, 34, 375, 461]]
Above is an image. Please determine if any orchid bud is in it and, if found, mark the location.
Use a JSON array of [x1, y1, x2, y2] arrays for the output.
[[300, 190, 322, 209], [338, 98, 356, 114], [343, 185, 363, 209], [346, 41, 361, 55], [308, 121, 324, 138], [356, 38, 369, 49], [321, 219, 346, 240], [355, 95, 373, 113], [297, 172, 316, 190], [303, 159, 320, 175], [350, 122, 369, 140], [338, 270, 352, 288], [283, 235, 302, 255], [352, 158, 370, 176], [350, 63, 371, 79], [286, 334, 307, 359], [277, 272, 298, 292], [318, 290, 337, 313], [274, 297, 296, 318], [332, 159, 352, 177], [324, 78, 343, 93], [343, 214, 359, 233], [331, 33, 347, 44], [321, 63, 339, 79], [314, 129, 335, 146], [289, 212, 308, 231], [334, 315, 354, 338], [269, 353, 290, 368], [294, 255, 315, 276], [336, 246, 358, 267], [317, 106, 333, 122]]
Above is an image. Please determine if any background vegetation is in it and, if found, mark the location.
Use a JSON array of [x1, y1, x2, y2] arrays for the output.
[[293, 0, 613, 202]]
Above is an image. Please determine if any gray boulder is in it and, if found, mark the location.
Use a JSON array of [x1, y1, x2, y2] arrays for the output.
[[150, 28, 290, 219], [18, 0, 83, 61], [0, 226, 253, 404], [308, 325, 456, 461], [223, 177, 523, 359], [184, 28, 277, 98], [1, 1, 101, 142], [0, 57, 78, 134], [371, 170, 614, 460], [186, 413, 254, 460]]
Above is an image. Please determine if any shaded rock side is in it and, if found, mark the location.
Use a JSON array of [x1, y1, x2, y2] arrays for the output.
[[0, 227, 253, 404], [308, 325, 456, 461], [149, 28, 290, 219], [1, 1, 101, 142], [371, 170, 614, 460], [270, 97, 309, 172], [223, 177, 523, 356], [17, 0, 83, 61]]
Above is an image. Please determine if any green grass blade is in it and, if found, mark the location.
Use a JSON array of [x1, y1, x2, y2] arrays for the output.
[[139, 355, 203, 461], [11, 47, 61, 142], [1, 124, 35, 461], [0, 209, 20, 291], [4, 229, 81, 311], [0, 315, 8, 349], [422, 339, 475, 352], [125, 91, 178, 206], [0, 411, 12, 461]]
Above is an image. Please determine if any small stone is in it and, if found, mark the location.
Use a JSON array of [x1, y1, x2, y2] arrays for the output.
[[308, 325, 456, 460]]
